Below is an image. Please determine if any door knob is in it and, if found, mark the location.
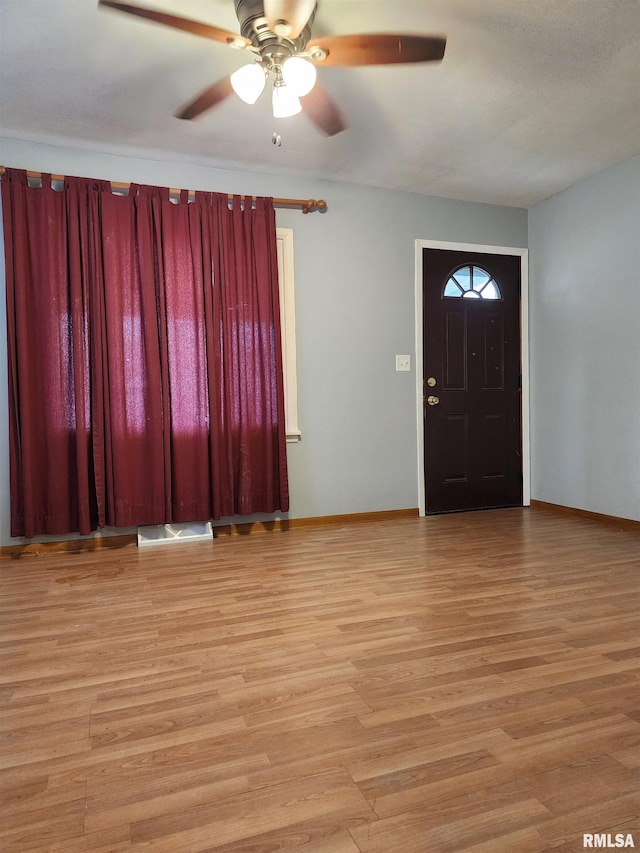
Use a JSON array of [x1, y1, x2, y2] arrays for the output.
[[427, 395, 440, 406]]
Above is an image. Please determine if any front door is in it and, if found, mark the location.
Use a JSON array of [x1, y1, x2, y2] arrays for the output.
[[423, 248, 522, 514]]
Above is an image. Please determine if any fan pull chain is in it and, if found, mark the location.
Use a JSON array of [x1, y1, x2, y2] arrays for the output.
[[272, 113, 283, 147]]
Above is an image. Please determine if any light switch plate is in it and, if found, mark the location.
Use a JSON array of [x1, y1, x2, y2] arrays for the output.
[[396, 355, 411, 372]]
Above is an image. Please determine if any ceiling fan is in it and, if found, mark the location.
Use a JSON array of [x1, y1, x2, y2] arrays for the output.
[[99, 0, 447, 136]]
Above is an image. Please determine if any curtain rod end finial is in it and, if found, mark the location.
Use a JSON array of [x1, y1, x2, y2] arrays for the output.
[[301, 199, 327, 214]]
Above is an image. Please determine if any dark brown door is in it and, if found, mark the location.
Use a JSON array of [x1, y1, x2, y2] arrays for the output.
[[423, 248, 522, 514]]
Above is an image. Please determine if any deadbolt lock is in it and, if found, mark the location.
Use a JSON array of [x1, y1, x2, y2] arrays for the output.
[[427, 377, 437, 387], [427, 395, 440, 406]]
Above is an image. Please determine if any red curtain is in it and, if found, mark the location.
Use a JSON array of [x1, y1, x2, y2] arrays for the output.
[[1, 168, 289, 538]]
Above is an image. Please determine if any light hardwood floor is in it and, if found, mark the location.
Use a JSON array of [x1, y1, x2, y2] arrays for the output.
[[1, 507, 638, 852]]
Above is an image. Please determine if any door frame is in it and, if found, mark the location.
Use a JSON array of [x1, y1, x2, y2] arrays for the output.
[[414, 240, 530, 517]]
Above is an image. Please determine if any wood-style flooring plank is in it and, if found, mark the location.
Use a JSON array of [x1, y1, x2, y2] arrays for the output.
[[0, 507, 638, 851]]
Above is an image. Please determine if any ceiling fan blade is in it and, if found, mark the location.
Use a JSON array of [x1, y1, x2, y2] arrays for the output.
[[98, 0, 250, 48], [264, 0, 316, 40], [301, 83, 346, 136], [307, 33, 446, 67], [175, 77, 234, 120]]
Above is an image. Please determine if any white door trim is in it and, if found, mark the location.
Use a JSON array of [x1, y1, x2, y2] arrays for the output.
[[414, 240, 530, 516]]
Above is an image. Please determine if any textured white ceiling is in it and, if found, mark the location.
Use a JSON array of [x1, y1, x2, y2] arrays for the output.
[[1, 0, 639, 207]]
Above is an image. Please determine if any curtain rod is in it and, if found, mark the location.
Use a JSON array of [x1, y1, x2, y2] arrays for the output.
[[0, 166, 327, 214]]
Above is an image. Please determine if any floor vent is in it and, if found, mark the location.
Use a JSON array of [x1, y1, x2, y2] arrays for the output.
[[137, 521, 214, 548]]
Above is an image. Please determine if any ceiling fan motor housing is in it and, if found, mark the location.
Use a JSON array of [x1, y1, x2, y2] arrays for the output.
[[234, 0, 316, 52]]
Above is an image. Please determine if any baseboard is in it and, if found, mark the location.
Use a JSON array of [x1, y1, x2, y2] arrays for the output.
[[0, 509, 421, 556], [530, 500, 640, 532], [7, 504, 633, 555], [0, 533, 137, 560], [214, 508, 420, 537]]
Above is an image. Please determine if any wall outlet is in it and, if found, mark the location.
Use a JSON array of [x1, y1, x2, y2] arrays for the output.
[[396, 355, 411, 372]]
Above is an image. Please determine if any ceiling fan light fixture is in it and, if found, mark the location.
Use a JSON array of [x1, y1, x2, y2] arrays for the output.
[[272, 82, 302, 118], [230, 62, 266, 104], [281, 56, 317, 97], [98, 0, 447, 134]]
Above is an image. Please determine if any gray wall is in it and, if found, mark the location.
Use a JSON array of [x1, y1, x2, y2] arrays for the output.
[[0, 137, 528, 545], [529, 155, 640, 521]]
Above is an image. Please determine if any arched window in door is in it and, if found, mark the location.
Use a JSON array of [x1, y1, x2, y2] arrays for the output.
[[443, 265, 502, 300]]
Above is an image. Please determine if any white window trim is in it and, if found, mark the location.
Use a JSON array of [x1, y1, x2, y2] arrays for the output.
[[276, 228, 301, 442]]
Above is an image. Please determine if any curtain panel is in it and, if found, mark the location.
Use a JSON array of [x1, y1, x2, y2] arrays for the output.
[[1, 168, 289, 538]]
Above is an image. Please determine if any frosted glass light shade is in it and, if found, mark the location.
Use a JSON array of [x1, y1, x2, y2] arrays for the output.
[[230, 63, 266, 104], [272, 84, 302, 118], [282, 57, 317, 97]]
